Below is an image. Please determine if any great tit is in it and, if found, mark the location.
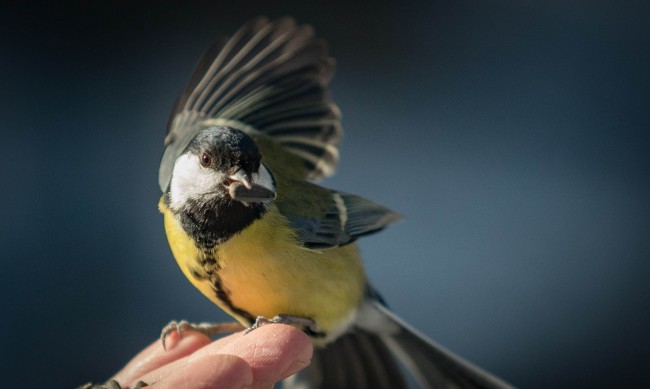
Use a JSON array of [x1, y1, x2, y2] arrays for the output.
[[158, 17, 513, 389]]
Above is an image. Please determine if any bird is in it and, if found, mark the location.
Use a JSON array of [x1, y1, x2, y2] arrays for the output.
[[157, 16, 514, 389]]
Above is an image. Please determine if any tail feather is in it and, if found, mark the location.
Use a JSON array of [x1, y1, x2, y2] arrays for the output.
[[363, 301, 515, 389], [285, 300, 514, 388], [285, 329, 406, 389]]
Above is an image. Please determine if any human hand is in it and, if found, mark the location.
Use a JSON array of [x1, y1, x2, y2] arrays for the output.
[[100, 324, 313, 389]]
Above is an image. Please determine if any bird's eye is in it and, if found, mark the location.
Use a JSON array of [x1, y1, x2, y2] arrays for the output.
[[200, 152, 212, 167]]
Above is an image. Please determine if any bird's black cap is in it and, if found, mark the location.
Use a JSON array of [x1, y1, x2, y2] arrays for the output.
[[187, 126, 261, 176]]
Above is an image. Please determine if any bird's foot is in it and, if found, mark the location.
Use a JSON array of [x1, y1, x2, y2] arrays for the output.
[[246, 314, 325, 337], [160, 320, 245, 350], [77, 380, 147, 389]]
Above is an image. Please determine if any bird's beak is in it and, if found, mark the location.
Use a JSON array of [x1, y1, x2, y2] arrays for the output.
[[228, 169, 253, 190], [227, 169, 276, 203]]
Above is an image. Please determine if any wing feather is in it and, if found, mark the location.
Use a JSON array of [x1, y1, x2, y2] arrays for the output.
[[160, 17, 340, 191], [278, 184, 401, 249]]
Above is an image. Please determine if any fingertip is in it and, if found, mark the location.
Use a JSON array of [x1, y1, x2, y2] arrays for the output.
[[260, 324, 313, 377], [113, 332, 212, 386], [226, 324, 313, 385], [161, 329, 182, 351], [161, 330, 212, 353], [262, 323, 313, 361], [176, 324, 314, 387]]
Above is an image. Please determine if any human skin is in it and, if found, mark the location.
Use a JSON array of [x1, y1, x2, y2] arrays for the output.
[[110, 324, 313, 389]]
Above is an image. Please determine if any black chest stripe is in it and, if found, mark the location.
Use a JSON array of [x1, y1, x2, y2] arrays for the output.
[[190, 249, 256, 325]]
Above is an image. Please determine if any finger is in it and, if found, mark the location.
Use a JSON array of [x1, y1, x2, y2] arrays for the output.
[[127, 324, 312, 388], [123, 333, 244, 386], [193, 324, 313, 387], [145, 354, 253, 389], [113, 331, 212, 387]]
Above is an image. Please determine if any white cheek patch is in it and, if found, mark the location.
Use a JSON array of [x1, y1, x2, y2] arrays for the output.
[[169, 154, 225, 211], [252, 164, 275, 192]]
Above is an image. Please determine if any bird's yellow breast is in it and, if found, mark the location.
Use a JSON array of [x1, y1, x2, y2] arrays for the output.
[[159, 196, 366, 337]]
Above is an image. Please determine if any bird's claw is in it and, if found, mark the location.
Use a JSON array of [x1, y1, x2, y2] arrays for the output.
[[160, 320, 245, 350], [246, 314, 323, 337]]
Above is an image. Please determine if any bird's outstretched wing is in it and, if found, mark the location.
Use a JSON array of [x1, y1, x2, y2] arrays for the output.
[[159, 17, 341, 191]]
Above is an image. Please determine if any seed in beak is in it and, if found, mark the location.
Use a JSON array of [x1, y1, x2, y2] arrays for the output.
[[228, 170, 252, 189]]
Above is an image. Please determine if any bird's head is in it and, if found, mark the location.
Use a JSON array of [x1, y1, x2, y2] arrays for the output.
[[168, 126, 276, 212]]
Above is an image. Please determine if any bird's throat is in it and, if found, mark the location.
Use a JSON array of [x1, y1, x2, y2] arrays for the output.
[[170, 194, 266, 248]]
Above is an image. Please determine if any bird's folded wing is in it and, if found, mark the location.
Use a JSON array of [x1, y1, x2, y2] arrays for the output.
[[277, 182, 401, 249]]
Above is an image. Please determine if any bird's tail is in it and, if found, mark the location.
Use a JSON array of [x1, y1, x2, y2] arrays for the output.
[[284, 327, 408, 389], [285, 300, 514, 389]]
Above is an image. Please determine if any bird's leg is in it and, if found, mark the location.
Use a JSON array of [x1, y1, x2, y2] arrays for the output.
[[77, 380, 147, 389], [160, 320, 245, 350], [246, 314, 324, 337]]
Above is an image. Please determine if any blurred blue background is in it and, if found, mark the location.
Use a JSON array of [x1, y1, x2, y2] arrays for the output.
[[1, 1, 648, 388]]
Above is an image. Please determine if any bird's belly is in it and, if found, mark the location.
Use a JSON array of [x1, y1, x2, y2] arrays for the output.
[[217, 216, 366, 335]]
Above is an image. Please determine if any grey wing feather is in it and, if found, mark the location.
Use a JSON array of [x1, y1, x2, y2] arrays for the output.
[[287, 191, 401, 249], [159, 17, 341, 191]]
